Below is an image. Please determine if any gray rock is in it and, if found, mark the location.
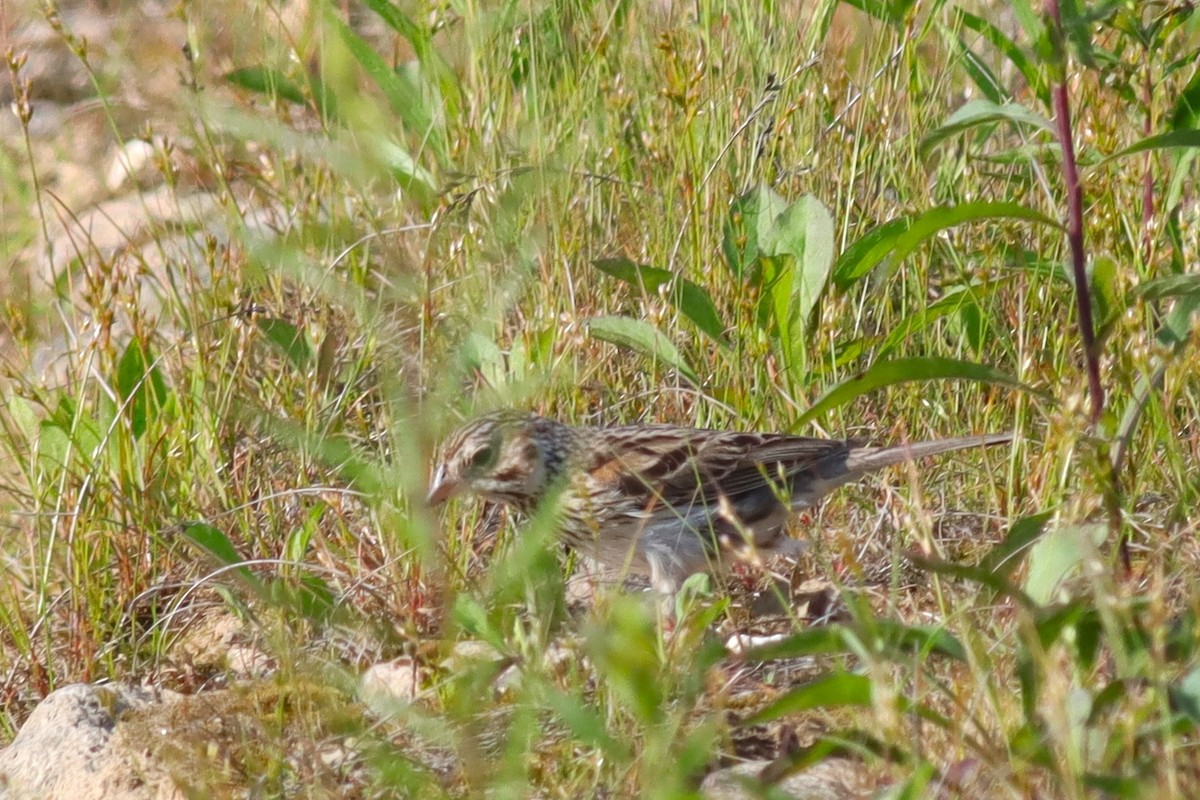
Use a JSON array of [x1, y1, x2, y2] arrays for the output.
[[0, 683, 182, 800], [702, 758, 864, 800]]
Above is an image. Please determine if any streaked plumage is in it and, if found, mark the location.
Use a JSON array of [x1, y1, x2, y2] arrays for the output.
[[427, 411, 1011, 596]]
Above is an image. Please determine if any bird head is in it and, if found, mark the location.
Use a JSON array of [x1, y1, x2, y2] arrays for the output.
[[427, 411, 561, 509]]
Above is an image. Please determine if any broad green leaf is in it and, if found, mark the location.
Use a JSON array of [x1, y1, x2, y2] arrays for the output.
[[257, 318, 313, 369], [183, 522, 261, 587], [182, 522, 243, 566], [593, 257, 672, 291], [284, 504, 325, 564], [116, 338, 171, 440], [37, 420, 71, 475], [592, 258, 727, 344], [1090, 255, 1121, 335], [833, 202, 1058, 290], [368, 135, 438, 200], [763, 195, 836, 369], [795, 356, 1042, 427], [1134, 274, 1200, 302], [757, 730, 914, 782], [722, 184, 789, 278], [1170, 664, 1200, 724], [744, 627, 849, 661], [359, 0, 425, 52], [225, 66, 308, 106], [922, 99, 1054, 154], [977, 511, 1054, 581], [329, 12, 446, 164], [750, 673, 872, 723], [1024, 523, 1107, 605], [831, 218, 910, 291], [1031, 602, 1109, 670], [6, 393, 38, 442], [748, 622, 964, 663], [1103, 130, 1200, 163], [673, 280, 728, 344], [1170, 68, 1200, 131], [586, 315, 698, 384]]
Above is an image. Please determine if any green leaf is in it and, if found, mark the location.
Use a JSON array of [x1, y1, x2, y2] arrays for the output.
[[744, 627, 850, 661], [756, 730, 914, 783], [1170, 664, 1200, 724], [795, 356, 1043, 427], [876, 279, 1012, 359], [284, 504, 325, 564], [182, 522, 262, 588], [674, 284, 727, 344], [116, 338, 171, 440], [833, 202, 1059, 290], [592, 258, 727, 344], [225, 66, 307, 105], [907, 550, 1036, 611], [840, 0, 914, 26], [977, 511, 1054, 581], [257, 318, 313, 369], [722, 185, 789, 278], [586, 599, 664, 724], [748, 621, 964, 663], [751, 673, 872, 723], [37, 419, 71, 476], [953, 41, 1004, 105], [1170, 67, 1200, 131], [1103, 130, 1200, 163], [225, 66, 336, 120], [764, 195, 836, 369], [1134, 274, 1200, 302], [865, 620, 966, 661], [541, 688, 630, 760], [586, 315, 698, 384], [950, 9, 1048, 105], [922, 99, 1054, 154], [1024, 523, 1107, 605], [182, 522, 243, 566], [359, 0, 425, 49], [1090, 255, 1121, 336], [329, 12, 446, 163], [831, 218, 910, 291]]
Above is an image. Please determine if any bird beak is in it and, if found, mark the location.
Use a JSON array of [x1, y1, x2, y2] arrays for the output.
[[426, 466, 459, 506]]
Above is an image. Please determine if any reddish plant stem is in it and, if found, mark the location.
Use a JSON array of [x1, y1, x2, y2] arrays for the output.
[[1044, 2, 1126, 572], [1045, 2, 1104, 426], [1141, 67, 1155, 266]]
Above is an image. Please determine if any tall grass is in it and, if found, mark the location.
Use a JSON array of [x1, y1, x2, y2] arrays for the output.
[[2, 0, 1199, 796]]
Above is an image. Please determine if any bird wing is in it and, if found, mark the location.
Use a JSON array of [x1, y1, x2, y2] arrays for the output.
[[583, 426, 852, 511]]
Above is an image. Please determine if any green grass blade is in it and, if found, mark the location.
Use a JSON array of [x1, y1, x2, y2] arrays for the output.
[[586, 315, 698, 384], [795, 356, 1044, 426]]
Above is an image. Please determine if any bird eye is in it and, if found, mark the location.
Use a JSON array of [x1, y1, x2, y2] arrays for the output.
[[469, 445, 494, 470]]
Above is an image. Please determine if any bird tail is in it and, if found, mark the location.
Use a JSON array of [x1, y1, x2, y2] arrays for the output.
[[843, 432, 1013, 478]]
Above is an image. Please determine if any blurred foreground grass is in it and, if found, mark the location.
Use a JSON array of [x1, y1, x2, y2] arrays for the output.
[[2, 0, 1200, 796]]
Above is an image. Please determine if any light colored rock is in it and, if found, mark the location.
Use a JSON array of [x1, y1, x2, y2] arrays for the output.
[[0, 683, 183, 800], [701, 758, 864, 800], [106, 138, 162, 191], [360, 658, 424, 706]]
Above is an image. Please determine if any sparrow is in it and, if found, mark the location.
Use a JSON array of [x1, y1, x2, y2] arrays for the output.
[[427, 411, 1010, 596]]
